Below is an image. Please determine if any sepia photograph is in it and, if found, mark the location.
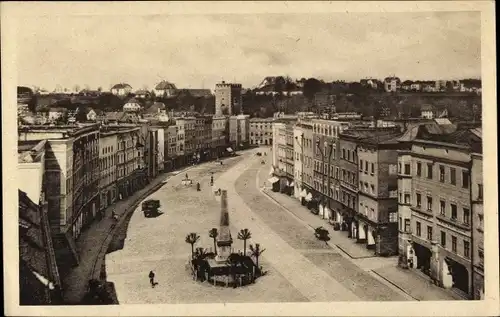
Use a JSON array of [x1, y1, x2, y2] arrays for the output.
[[2, 1, 498, 316]]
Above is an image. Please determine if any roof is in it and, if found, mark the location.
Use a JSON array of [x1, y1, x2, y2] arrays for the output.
[[384, 77, 401, 82], [48, 107, 67, 112], [125, 98, 141, 104], [135, 89, 150, 95], [105, 111, 125, 121], [111, 83, 132, 89], [155, 80, 177, 90], [341, 128, 402, 145], [145, 102, 166, 114]]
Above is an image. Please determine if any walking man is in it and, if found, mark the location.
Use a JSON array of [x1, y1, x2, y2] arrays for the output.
[[149, 270, 156, 288]]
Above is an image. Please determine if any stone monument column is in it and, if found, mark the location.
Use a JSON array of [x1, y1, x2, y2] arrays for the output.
[[216, 190, 233, 263]]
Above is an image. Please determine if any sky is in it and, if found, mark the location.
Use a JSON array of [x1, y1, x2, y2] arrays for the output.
[[16, 11, 481, 91]]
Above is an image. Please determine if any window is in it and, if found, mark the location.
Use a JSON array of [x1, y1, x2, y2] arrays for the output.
[[404, 193, 411, 204], [416, 193, 422, 208], [370, 184, 375, 194], [365, 161, 368, 173], [398, 163, 402, 174], [464, 241, 470, 258], [416, 222, 421, 236], [359, 159, 364, 172], [427, 163, 433, 179], [389, 212, 397, 222], [451, 236, 457, 252], [342, 149, 346, 159], [478, 249, 484, 266], [463, 208, 470, 225], [440, 200, 446, 215], [462, 170, 470, 188], [404, 163, 410, 175], [441, 231, 446, 247], [427, 196, 433, 211], [427, 226, 433, 241], [439, 165, 445, 182], [371, 163, 375, 175], [450, 168, 456, 185], [404, 219, 410, 233], [451, 204, 457, 220], [416, 162, 422, 177]]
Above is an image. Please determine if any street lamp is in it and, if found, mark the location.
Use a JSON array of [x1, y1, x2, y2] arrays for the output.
[[316, 139, 333, 220]]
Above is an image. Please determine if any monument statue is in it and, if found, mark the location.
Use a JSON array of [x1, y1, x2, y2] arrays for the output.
[[216, 190, 233, 262]]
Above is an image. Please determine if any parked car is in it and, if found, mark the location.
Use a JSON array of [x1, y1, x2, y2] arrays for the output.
[[142, 199, 162, 217]]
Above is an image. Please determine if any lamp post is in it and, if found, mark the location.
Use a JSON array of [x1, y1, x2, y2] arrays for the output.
[[316, 139, 333, 220]]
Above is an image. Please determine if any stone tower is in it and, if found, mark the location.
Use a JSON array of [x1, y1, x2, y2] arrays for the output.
[[215, 81, 242, 116], [216, 190, 233, 262]]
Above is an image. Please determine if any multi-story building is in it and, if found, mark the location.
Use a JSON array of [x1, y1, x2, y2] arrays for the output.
[[338, 131, 360, 239], [115, 126, 141, 199], [298, 119, 315, 206], [250, 118, 274, 146], [174, 118, 186, 166], [18, 124, 100, 276], [310, 119, 350, 222], [396, 123, 482, 298], [352, 128, 403, 256], [179, 117, 196, 164], [384, 77, 401, 92], [215, 81, 242, 116], [156, 127, 165, 173], [471, 151, 484, 299], [194, 115, 213, 162], [212, 116, 228, 158], [98, 130, 118, 212], [165, 125, 178, 170]]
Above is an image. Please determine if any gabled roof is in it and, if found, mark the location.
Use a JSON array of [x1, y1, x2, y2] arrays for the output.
[[421, 104, 435, 112], [145, 102, 166, 114], [125, 98, 141, 104]]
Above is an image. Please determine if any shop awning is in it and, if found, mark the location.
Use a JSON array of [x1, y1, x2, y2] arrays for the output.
[[269, 167, 274, 176], [300, 189, 307, 197], [290, 181, 295, 187], [305, 192, 313, 202], [227, 147, 233, 152], [268, 177, 279, 184]]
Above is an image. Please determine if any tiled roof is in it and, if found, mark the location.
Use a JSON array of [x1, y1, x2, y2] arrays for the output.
[[421, 104, 435, 111]]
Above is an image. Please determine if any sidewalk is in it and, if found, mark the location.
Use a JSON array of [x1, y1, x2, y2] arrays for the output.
[[262, 188, 375, 259], [62, 168, 189, 304], [372, 265, 461, 301]]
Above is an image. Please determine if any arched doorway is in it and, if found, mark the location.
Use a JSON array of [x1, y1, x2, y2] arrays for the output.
[[445, 257, 469, 294]]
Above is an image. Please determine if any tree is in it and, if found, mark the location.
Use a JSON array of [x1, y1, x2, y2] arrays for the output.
[[249, 243, 266, 268], [209, 228, 218, 255], [237, 229, 252, 256], [302, 78, 322, 101], [185, 233, 200, 259]]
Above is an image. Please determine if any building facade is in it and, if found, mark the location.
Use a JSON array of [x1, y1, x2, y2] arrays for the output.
[[250, 118, 274, 146], [212, 116, 228, 158], [215, 81, 242, 116], [116, 126, 141, 200], [397, 126, 482, 298], [99, 131, 118, 212], [471, 152, 484, 299]]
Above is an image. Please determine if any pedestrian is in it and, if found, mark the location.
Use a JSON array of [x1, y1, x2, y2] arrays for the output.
[[185, 173, 189, 180], [149, 270, 156, 287]]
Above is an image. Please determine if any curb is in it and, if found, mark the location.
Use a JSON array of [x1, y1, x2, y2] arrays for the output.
[[90, 181, 167, 281]]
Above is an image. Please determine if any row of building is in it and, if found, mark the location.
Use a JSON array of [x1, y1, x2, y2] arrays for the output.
[[270, 116, 483, 300], [17, 112, 253, 304]]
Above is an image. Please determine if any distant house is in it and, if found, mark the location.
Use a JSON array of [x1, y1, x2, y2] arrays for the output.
[[384, 77, 401, 92], [154, 80, 177, 98], [104, 111, 125, 123], [401, 80, 413, 91], [86, 108, 103, 121], [410, 82, 422, 92], [135, 89, 151, 99], [111, 83, 132, 97], [360, 78, 381, 89], [435, 80, 447, 92], [48, 107, 67, 121], [421, 104, 436, 119], [123, 98, 142, 112], [145, 102, 166, 114]]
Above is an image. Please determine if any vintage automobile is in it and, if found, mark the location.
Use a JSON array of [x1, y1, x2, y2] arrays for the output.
[[142, 199, 161, 218]]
